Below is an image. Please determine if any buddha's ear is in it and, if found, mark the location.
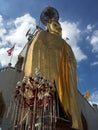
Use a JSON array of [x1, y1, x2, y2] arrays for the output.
[[46, 22, 51, 32]]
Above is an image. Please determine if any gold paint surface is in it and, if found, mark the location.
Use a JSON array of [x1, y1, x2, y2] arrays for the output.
[[24, 30, 83, 130], [47, 19, 62, 36]]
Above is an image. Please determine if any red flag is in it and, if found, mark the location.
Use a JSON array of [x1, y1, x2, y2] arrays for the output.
[[7, 45, 15, 56]]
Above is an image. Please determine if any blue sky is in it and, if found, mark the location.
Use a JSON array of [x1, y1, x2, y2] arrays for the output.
[[0, 0, 98, 104]]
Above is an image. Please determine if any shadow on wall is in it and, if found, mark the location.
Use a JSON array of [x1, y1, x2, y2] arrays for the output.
[[0, 92, 5, 125]]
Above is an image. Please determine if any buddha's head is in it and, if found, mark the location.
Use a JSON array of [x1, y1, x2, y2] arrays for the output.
[[47, 19, 62, 36]]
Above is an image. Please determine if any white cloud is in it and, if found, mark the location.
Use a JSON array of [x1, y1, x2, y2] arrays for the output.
[[89, 91, 98, 105], [90, 30, 98, 52], [86, 28, 98, 52], [0, 46, 23, 67], [0, 14, 36, 67], [86, 24, 95, 32], [5, 14, 36, 46], [91, 61, 98, 66], [0, 15, 7, 46], [0, 14, 87, 67], [0, 48, 10, 66], [60, 21, 87, 62]]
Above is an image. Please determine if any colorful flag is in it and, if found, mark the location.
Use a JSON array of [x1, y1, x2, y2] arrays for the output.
[[7, 44, 15, 56]]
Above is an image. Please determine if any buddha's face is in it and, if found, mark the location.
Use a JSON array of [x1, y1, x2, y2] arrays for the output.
[[47, 20, 62, 36]]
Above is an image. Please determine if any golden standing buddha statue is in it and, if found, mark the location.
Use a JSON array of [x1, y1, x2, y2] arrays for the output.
[[24, 7, 83, 130]]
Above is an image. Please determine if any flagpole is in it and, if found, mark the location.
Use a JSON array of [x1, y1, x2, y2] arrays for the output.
[[8, 55, 12, 67], [8, 43, 16, 67]]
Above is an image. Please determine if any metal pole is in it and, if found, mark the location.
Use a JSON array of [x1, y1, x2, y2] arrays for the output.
[[9, 43, 16, 66]]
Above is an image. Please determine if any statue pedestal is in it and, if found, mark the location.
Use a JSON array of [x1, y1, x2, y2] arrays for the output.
[[36, 116, 78, 130], [56, 118, 78, 130]]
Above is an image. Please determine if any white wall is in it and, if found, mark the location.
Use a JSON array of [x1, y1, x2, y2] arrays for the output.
[[78, 92, 98, 130], [0, 67, 23, 130]]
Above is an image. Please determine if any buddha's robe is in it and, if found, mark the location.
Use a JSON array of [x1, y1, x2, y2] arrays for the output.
[[24, 30, 83, 130]]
